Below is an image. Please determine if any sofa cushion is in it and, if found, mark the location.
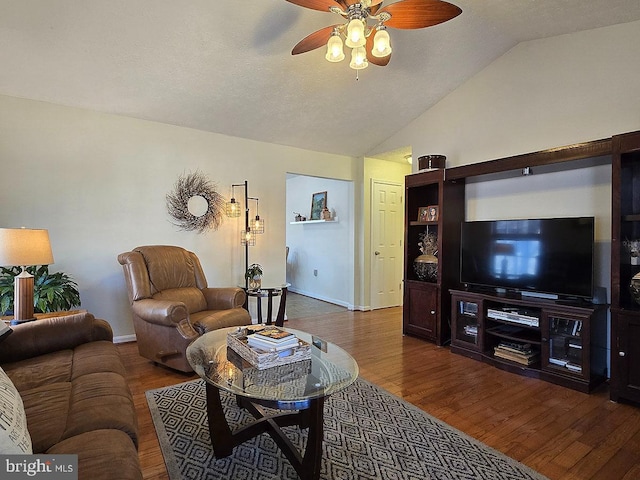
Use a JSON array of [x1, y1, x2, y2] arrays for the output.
[[47, 429, 142, 480], [64, 372, 138, 447], [0, 366, 32, 454], [71, 341, 127, 379], [20, 382, 71, 453], [3, 350, 73, 391]]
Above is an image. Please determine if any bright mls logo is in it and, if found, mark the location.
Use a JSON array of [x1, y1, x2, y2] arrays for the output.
[[0, 455, 77, 479]]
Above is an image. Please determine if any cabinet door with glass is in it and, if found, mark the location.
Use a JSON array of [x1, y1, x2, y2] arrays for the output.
[[450, 292, 483, 354], [541, 310, 591, 382]]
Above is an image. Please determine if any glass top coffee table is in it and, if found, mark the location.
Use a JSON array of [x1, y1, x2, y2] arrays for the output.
[[186, 326, 358, 480]]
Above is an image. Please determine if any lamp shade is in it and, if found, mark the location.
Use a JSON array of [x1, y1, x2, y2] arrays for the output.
[[325, 35, 345, 62], [349, 46, 368, 70], [345, 18, 366, 48], [225, 198, 242, 218], [0, 228, 54, 267], [372, 29, 392, 58]]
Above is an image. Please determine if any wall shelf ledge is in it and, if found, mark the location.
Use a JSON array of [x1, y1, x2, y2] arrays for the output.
[[289, 218, 339, 225]]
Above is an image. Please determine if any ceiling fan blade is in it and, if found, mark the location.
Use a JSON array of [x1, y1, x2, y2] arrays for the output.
[[340, 0, 384, 6], [379, 0, 462, 30], [366, 33, 391, 66], [285, 0, 341, 13], [292, 25, 340, 55]]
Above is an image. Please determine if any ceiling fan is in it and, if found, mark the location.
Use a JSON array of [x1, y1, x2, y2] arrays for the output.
[[286, 0, 462, 70]]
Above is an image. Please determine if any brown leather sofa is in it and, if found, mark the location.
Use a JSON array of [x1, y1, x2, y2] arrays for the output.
[[0, 311, 141, 480], [118, 245, 251, 372]]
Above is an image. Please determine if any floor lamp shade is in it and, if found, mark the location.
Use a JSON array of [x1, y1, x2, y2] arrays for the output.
[[0, 228, 54, 324]]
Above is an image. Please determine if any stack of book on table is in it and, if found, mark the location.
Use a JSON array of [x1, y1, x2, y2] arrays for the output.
[[493, 341, 540, 365], [247, 328, 299, 351], [227, 325, 311, 370]]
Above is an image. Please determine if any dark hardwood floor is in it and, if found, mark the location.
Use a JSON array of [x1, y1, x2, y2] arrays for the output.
[[117, 307, 640, 480]]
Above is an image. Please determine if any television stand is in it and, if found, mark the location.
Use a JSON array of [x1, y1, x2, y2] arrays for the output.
[[449, 289, 608, 393]]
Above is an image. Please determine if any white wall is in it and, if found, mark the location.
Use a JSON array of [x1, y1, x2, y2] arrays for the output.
[[369, 20, 640, 166], [285, 175, 354, 308], [0, 95, 357, 339]]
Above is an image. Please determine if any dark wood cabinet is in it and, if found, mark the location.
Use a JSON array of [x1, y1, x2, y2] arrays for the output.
[[611, 130, 640, 404], [402, 170, 464, 345], [403, 281, 438, 339], [451, 289, 608, 393]]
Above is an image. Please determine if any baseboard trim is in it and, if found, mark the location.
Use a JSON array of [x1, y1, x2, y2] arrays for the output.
[[114, 334, 136, 344], [288, 287, 353, 310]]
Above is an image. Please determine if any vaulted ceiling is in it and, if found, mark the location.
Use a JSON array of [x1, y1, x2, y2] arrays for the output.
[[1, 0, 639, 158]]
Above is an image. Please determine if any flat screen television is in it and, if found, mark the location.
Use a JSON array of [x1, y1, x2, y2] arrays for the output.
[[460, 217, 594, 300]]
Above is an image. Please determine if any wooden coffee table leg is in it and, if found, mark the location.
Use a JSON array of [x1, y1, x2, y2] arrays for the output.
[[206, 382, 325, 479], [300, 396, 325, 480], [205, 383, 234, 457]]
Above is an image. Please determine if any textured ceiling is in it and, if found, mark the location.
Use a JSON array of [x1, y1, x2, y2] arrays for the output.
[[1, 0, 639, 159]]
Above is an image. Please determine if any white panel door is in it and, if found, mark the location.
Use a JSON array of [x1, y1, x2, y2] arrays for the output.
[[371, 180, 403, 309]]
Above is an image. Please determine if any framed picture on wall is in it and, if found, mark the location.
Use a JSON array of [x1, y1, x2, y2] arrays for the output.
[[310, 191, 327, 220]]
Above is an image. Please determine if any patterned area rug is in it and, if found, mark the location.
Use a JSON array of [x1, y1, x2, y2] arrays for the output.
[[146, 378, 548, 480]]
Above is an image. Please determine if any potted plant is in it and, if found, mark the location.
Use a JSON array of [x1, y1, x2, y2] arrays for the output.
[[0, 265, 81, 315], [245, 263, 263, 290]]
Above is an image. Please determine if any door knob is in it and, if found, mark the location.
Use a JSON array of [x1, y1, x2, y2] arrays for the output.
[[619, 351, 626, 357], [374, 251, 380, 255]]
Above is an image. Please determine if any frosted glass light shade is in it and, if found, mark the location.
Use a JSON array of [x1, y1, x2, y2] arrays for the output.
[[349, 46, 368, 70], [345, 19, 366, 48], [372, 29, 392, 58], [325, 35, 345, 62]]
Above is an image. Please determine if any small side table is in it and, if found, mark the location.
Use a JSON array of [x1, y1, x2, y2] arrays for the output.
[[242, 284, 290, 327], [2, 309, 86, 326]]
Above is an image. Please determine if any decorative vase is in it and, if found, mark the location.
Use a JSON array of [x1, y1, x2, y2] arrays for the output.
[[249, 277, 262, 290], [413, 254, 438, 282]]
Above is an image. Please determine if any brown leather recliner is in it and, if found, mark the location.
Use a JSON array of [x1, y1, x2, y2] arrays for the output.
[[117, 245, 251, 372]]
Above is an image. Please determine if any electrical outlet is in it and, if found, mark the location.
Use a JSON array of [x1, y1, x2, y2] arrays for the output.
[[313, 269, 318, 277]]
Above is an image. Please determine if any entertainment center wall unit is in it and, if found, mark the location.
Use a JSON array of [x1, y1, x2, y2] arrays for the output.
[[403, 129, 640, 397], [610, 130, 640, 404]]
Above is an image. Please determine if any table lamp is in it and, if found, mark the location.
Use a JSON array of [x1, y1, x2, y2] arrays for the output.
[[0, 228, 54, 325]]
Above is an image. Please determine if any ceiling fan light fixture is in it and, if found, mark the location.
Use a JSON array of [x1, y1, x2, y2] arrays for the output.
[[325, 34, 345, 62], [372, 28, 392, 58], [345, 18, 366, 48], [350, 46, 368, 70]]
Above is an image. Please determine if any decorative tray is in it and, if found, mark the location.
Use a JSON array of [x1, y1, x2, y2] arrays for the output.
[[227, 326, 311, 370]]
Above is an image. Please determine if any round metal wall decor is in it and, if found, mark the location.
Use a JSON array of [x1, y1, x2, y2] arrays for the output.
[[166, 171, 225, 233]]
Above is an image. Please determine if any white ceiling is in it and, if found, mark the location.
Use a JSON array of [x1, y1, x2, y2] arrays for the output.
[[1, 0, 639, 159]]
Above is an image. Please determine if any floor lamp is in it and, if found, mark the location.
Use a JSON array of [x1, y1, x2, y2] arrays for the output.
[[225, 181, 264, 288], [0, 228, 54, 325]]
